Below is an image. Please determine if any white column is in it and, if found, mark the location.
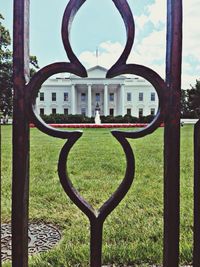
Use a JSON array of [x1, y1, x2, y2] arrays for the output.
[[104, 84, 108, 116], [88, 84, 92, 117], [120, 84, 125, 116], [71, 84, 76, 115]]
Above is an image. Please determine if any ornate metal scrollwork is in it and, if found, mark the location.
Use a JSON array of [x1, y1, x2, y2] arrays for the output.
[[25, 0, 169, 266]]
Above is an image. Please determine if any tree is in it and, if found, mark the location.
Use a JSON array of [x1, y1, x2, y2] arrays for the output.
[[180, 89, 196, 118], [188, 79, 200, 118], [0, 14, 39, 123], [0, 14, 12, 122], [30, 55, 39, 77]]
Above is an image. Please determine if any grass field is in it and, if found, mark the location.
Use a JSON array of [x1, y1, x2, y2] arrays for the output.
[[1, 125, 193, 266]]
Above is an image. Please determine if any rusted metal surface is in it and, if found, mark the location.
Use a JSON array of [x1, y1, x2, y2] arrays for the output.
[[12, 0, 184, 266], [57, 131, 134, 266], [164, 1, 182, 266], [194, 119, 200, 267], [12, 0, 30, 266], [25, 1, 165, 266], [0, 125, 1, 267]]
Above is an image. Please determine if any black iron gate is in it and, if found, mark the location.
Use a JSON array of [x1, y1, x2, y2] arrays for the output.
[[2, 0, 200, 266]]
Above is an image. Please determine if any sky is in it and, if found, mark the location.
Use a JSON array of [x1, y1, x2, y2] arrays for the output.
[[1, 0, 200, 89]]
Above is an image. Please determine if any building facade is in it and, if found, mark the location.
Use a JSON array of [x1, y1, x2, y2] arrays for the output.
[[36, 66, 158, 117]]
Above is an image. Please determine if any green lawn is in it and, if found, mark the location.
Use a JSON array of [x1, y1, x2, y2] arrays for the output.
[[1, 125, 193, 266]]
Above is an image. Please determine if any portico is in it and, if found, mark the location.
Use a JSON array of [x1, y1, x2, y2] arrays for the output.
[[70, 66, 126, 117], [71, 83, 122, 117], [36, 65, 159, 118]]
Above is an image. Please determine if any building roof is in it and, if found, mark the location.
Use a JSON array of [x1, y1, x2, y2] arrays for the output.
[[70, 65, 127, 79], [44, 65, 149, 86], [87, 65, 107, 72]]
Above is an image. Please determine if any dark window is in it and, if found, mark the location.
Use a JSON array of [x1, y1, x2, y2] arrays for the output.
[[81, 93, 86, 102], [151, 108, 155, 115], [40, 92, 44, 101], [139, 92, 143, 101], [64, 92, 68, 101], [81, 107, 86, 116], [40, 108, 44, 115], [151, 92, 155, 101], [139, 108, 143, 117], [52, 108, 56, 114], [109, 108, 114, 116], [127, 108, 131, 115], [127, 92, 131, 101], [96, 93, 100, 102], [109, 93, 114, 102], [64, 108, 68, 115], [52, 92, 56, 101]]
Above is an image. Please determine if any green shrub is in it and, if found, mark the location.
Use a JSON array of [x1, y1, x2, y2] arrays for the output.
[[144, 115, 155, 123], [40, 113, 155, 124]]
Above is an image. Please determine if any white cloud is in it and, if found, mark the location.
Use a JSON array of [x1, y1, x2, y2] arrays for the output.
[[133, 0, 166, 28], [182, 0, 200, 87], [135, 14, 149, 29], [131, 30, 166, 63], [146, 0, 166, 26], [183, 1, 200, 60], [79, 41, 124, 69], [79, 38, 166, 78], [79, 0, 200, 89], [136, 0, 200, 87], [182, 74, 198, 89]]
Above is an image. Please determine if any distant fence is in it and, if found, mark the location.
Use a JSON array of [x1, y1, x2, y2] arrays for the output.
[[0, 119, 199, 126], [181, 119, 199, 124], [0, 118, 13, 125]]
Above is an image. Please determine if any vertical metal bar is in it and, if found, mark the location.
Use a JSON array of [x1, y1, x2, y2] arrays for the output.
[[193, 120, 200, 266], [164, 0, 182, 266], [90, 220, 103, 267], [0, 124, 2, 267], [12, 0, 30, 266]]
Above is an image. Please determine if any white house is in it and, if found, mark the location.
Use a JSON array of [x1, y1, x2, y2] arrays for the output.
[[36, 66, 158, 117]]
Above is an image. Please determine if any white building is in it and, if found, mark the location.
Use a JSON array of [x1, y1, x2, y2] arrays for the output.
[[36, 66, 158, 117]]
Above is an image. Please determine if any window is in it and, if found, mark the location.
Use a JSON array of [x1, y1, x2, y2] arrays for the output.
[[40, 92, 44, 101], [151, 92, 155, 101], [109, 108, 114, 116], [127, 92, 131, 101], [81, 107, 86, 116], [52, 108, 56, 114], [127, 108, 131, 115], [81, 93, 86, 102], [109, 93, 114, 102], [52, 92, 56, 101], [96, 93, 100, 102], [64, 108, 68, 115], [151, 108, 155, 116], [40, 108, 44, 115], [139, 108, 143, 117], [139, 92, 143, 101], [64, 92, 68, 101]]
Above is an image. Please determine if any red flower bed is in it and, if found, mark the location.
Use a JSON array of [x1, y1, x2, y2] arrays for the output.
[[29, 123, 164, 128]]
